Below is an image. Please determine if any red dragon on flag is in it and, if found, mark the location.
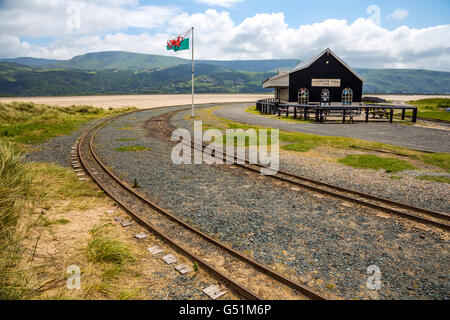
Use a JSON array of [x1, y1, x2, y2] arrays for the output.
[[166, 29, 191, 52]]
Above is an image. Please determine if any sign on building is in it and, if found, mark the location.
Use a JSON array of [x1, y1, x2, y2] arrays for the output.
[[311, 79, 341, 87]]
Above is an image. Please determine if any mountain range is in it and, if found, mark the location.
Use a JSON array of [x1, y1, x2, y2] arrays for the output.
[[0, 51, 449, 96]]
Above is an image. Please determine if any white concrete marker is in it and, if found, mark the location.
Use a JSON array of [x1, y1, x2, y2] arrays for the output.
[[203, 285, 227, 300], [148, 246, 164, 255], [175, 264, 192, 275], [121, 221, 134, 227], [134, 232, 147, 240], [162, 254, 177, 265]]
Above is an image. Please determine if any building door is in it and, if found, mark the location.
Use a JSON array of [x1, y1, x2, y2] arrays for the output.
[[320, 88, 330, 106]]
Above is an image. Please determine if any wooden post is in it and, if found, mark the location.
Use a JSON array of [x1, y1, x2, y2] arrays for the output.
[[304, 107, 308, 120], [191, 27, 195, 117], [342, 109, 346, 123], [278, 107, 281, 117], [389, 108, 394, 123], [401, 109, 406, 120], [365, 108, 369, 123], [286, 107, 289, 118], [412, 108, 418, 123]]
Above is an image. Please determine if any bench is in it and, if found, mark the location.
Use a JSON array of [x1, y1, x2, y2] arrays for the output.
[[321, 109, 361, 123], [369, 108, 390, 119]]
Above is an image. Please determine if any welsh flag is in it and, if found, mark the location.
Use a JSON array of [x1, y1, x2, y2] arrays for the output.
[[166, 29, 191, 52]]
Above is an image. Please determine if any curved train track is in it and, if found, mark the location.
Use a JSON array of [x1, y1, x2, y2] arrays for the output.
[[152, 109, 450, 232], [76, 108, 327, 301]]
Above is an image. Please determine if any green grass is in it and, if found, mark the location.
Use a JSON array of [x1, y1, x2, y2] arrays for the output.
[[278, 130, 417, 155], [338, 155, 416, 172], [281, 143, 316, 153], [0, 140, 34, 300], [211, 107, 450, 171], [217, 117, 418, 155], [416, 175, 450, 184], [39, 216, 70, 226], [408, 98, 450, 109], [418, 153, 450, 173], [220, 109, 450, 160], [202, 123, 275, 147], [116, 138, 136, 142], [246, 106, 314, 123], [27, 162, 104, 201], [114, 145, 151, 152], [402, 111, 450, 122], [86, 224, 135, 265], [405, 98, 450, 121], [0, 102, 136, 144]]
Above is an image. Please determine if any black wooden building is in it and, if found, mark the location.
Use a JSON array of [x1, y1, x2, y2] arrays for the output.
[[263, 48, 363, 105]]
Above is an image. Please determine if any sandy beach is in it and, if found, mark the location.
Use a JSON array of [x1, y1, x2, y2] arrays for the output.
[[0, 94, 447, 109], [0, 94, 272, 109]]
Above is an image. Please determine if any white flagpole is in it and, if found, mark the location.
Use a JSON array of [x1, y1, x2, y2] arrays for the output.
[[191, 26, 195, 118]]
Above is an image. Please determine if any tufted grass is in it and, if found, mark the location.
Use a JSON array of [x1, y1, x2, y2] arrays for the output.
[[0, 101, 136, 145], [86, 224, 135, 265], [338, 154, 416, 173], [0, 140, 34, 299], [114, 145, 151, 152], [417, 175, 450, 184]]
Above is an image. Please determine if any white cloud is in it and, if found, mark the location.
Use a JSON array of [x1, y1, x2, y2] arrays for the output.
[[165, 10, 450, 71], [387, 9, 409, 21], [195, 0, 243, 7], [0, 3, 449, 71], [0, 0, 177, 38]]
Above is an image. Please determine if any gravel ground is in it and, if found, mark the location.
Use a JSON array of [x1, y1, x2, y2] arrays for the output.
[[280, 153, 450, 215], [179, 107, 450, 214], [25, 118, 106, 167], [214, 104, 450, 153], [92, 106, 449, 300]]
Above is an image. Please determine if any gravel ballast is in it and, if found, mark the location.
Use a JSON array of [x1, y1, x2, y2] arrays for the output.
[[92, 106, 449, 300]]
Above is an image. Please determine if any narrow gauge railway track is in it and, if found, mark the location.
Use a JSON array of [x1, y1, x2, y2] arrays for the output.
[[77, 109, 327, 301], [152, 110, 450, 232]]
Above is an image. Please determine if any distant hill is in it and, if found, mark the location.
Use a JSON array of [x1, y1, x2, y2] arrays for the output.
[[355, 68, 450, 94], [0, 51, 449, 96], [0, 57, 63, 67], [48, 51, 188, 71], [0, 51, 300, 72], [196, 59, 300, 72]]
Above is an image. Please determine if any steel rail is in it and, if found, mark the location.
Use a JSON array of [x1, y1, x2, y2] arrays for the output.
[[155, 110, 450, 232], [77, 108, 327, 301]]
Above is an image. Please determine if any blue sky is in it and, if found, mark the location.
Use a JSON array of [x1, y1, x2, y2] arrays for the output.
[[0, 0, 449, 70], [148, 0, 450, 30]]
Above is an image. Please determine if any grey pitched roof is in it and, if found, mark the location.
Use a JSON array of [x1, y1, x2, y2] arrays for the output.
[[290, 48, 364, 82], [262, 48, 364, 88]]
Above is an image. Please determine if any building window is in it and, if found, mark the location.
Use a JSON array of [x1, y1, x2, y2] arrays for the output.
[[321, 88, 330, 106], [342, 88, 353, 105], [298, 88, 309, 105]]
